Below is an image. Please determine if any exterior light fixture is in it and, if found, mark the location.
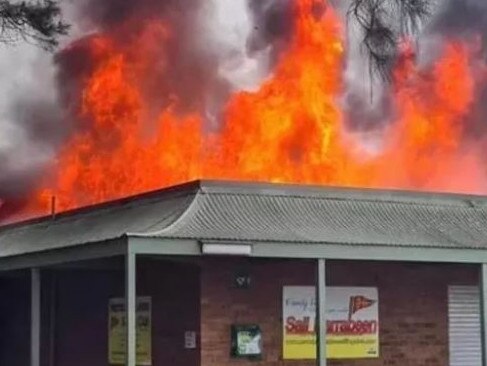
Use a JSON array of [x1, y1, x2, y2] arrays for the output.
[[200, 242, 252, 256]]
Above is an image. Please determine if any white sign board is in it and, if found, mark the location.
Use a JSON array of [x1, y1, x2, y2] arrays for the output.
[[184, 331, 197, 349], [283, 286, 379, 359]]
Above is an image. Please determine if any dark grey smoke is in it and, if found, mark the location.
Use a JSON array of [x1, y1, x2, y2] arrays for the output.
[[0, 93, 65, 218], [6, 0, 487, 220], [0, 40, 64, 215], [344, 90, 395, 131], [77, 0, 199, 31], [1, 95, 64, 191], [338, 0, 396, 132], [343, 0, 487, 141], [57, 0, 298, 133], [65, 0, 221, 116], [0, 0, 294, 219], [426, 0, 487, 138], [12, 100, 64, 145], [63, 0, 294, 121], [247, 0, 294, 56], [429, 0, 487, 46]]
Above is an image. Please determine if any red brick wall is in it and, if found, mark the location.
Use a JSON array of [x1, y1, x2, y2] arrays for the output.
[[139, 260, 200, 366], [200, 259, 479, 366]]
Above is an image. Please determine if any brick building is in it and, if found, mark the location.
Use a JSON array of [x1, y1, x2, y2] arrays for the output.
[[0, 180, 486, 366]]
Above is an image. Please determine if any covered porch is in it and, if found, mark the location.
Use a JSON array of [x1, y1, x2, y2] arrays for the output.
[[1, 180, 487, 366]]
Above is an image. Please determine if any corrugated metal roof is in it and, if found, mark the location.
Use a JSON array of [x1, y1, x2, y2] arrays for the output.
[[2, 180, 487, 258], [0, 182, 198, 258]]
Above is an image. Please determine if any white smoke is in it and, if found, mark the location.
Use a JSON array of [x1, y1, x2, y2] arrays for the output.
[[0, 0, 82, 198], [0, 43, 57, 190], [197, 0, 272, 92]]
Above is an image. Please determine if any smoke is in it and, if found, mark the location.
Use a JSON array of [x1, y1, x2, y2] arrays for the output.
[[423, 0, 487, 140], [0, 42, 59, 203], [428, 0, 487, 43], [56, 0, 292, 130], [337, 0, 396, 135], [3, 0, 487, 218], [247, 0, 294, 63], [0, 0, 294, 217], [419, 0, 487, 66], [0, 0, 83, 215], [340, 0, 487, 157]]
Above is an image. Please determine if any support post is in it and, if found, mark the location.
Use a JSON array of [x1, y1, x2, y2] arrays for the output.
[[126, 251, 137, 366], [316, 259, 327, 366], [48, 271, 57, 366], [481, 264, 487, 366], [31, 268, 41, 366]]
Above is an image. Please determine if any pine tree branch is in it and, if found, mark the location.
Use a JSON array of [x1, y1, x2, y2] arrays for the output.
[[348, 0, 431, 81], [0, 0, 69, 50]]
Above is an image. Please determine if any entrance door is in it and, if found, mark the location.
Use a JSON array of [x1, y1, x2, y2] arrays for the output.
[[448, 286, 482, 366]]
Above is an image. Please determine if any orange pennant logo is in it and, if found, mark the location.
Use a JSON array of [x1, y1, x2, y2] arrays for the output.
[[348, 296, 375, 320]]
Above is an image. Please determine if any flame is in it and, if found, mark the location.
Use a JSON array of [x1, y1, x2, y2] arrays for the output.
[[367, 41, 477, 190], [24, 0, 485, 216]]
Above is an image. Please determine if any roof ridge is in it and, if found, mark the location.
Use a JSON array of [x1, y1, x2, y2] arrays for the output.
[[196, 186, 487, 209]]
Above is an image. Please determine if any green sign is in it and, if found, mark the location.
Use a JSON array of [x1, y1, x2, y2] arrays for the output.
[[231, 325, 262, 359]]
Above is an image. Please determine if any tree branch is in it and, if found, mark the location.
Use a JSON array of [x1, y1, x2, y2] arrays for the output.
[[348, 0, 431, 81], [0, 0, 69, 50]]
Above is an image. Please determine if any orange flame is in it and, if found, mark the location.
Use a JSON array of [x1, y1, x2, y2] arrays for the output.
[[25, 0, 485, 216]]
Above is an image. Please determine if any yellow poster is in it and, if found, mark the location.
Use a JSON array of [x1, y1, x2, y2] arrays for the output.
[[108, 296, 152, 365], [283, 286, 379, 359]]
